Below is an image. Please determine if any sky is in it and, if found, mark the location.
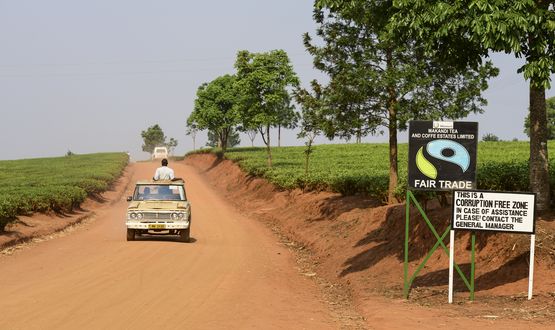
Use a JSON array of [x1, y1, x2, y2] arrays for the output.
[[0, 0, 553, 161]]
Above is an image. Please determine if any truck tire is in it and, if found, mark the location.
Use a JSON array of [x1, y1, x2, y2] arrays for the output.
[[179, 227, 190, 243], [126, 228, 136, 241]]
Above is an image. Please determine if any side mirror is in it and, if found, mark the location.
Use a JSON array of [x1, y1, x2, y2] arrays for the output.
[[126, 196, 132, 202]]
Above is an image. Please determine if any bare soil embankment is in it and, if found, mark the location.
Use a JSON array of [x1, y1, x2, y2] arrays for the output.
[[186, 153, 555, 326]]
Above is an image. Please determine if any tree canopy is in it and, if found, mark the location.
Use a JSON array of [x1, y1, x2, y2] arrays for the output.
[[302, 1, 497, 202], [525, 96, 555, 140], [295, 80, 327, 175], [482, 133, 501, 142], [141, 124, 178, 155], [141, 124, 166, 154], [185, 117, 199, 150], [390, 0, 555, 209], [188, 74, 239, 152], [206, 128, 241, 148], [234, 49, 299, 166], [166, 138, 178, 155]]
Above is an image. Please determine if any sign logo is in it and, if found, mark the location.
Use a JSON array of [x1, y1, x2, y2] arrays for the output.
[[408, 121, 478, 191], [416, 140, 470, 179]]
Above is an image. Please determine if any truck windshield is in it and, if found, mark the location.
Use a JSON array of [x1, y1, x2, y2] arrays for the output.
[[133, 185, 186, 201]]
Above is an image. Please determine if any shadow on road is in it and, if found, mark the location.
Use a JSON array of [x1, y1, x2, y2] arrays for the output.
[[132, 235, 197, 243]]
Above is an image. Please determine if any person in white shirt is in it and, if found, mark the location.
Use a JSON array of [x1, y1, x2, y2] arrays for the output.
[[153, 158, 175, 180]]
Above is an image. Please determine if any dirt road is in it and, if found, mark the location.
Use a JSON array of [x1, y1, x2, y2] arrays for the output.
[[0, 162, 344, 329]]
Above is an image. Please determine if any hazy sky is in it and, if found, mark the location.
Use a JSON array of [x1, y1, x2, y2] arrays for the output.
[[1, 0, 553, 161]]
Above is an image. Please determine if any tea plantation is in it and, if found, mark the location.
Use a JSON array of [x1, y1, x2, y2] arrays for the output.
[[0, 153, 128, 231], [191, 141, 555, 201]]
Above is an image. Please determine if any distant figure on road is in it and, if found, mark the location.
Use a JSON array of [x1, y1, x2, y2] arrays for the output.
[[153, 158, 175, 181]]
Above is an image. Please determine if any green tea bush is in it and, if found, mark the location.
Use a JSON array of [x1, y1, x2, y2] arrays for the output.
[[189, 141, 555, 204], [477, 161, 529, 191], [0, 152, 128, 231]]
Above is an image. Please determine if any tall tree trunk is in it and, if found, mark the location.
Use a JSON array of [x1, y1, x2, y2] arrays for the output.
[[278, 125, 281, 147], [224, 129, 228, 152], [219, 130, 224, 152], [304, 138, 312, 176], [529, 84, 550, 210], [386, 49, 398, 204], [258, 127, 268, 145], [387, 108, 398, 204], [266, 124, 272, 167]]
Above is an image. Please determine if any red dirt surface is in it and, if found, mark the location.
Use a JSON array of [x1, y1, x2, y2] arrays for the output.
[[0, 162, 350, 329], [2, 156, 554, 329], [185, 153, 555, 328]]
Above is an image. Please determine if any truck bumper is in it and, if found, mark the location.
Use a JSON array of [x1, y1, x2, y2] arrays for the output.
[[126, 221, 190, 230]]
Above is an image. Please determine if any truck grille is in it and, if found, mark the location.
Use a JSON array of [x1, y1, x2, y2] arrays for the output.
[[142, 212, 171, 220]]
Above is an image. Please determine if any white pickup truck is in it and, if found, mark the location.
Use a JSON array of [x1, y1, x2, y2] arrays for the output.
[[125, 179, 191, 242], [152, 146, 169, 160]]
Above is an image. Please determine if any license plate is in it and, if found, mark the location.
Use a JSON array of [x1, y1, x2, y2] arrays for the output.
[[148, 224, 166, 229]]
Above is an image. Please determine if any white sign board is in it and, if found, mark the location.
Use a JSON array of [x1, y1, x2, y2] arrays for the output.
[[452, 190, 536, 234]]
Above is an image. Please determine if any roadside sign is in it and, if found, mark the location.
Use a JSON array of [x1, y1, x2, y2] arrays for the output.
[[452, 190, 536, 234], [449, 189, 537, 303], [405, 120, 537, 303], [408, 121, 478, 190]]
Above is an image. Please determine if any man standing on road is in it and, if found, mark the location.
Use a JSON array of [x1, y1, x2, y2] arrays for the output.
[[153, 158, 175, 180]]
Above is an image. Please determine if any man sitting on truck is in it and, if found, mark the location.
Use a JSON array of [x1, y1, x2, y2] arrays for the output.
[[153, 158, 175, 181]]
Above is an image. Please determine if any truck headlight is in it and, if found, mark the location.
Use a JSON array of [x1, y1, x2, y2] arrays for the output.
[[129, 212, 137, 220], [136, 212, 143, 220]]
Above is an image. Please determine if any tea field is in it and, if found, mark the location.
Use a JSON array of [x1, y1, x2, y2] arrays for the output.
[[0, 153, 128, 231], [190, 141, 555, 201]]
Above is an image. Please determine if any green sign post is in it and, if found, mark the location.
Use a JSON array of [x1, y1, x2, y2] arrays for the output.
[[403, 190, 475, 299], [404, 121, 478, 300]]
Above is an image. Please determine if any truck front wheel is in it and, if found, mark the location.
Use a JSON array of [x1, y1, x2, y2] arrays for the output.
[[179, 227, 190, 243], [126, 228, 136, 241]]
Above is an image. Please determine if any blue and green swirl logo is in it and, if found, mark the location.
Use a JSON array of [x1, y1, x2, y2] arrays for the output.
[[416, 139, 470, 179]]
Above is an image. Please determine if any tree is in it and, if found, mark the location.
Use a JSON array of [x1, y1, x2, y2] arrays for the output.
[[295, 80, 326, 175], [186, 118, 199, 150], [236, 122, 259, 147], [391, 0, 555, 210], [276, 95, 299, 147], [246, 129, 257, 147], [236, 120, 260, 147], [188, 74, 239, 153], [141, 124, 166, 154], [166, 138, 178, 155], [482, 133, 501, 142], [306, 2, 497, 203], [303, 9, 383, 144], [206, 128, 241, 148], [234, 49, 300, 167], [524, 96, 555, 140]]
